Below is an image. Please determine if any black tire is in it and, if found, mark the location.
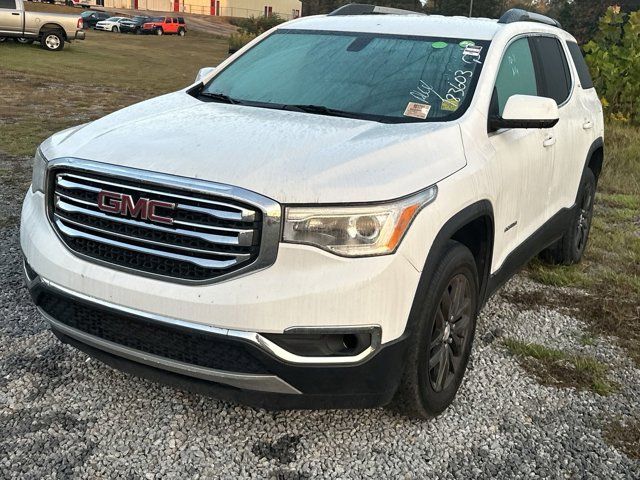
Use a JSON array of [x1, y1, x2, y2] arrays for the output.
[[177, 28, 185, 37], [135, 27, 141, 35], [112, 26, 119, 33], [391, 240, 479, 419], [15, 37, 34, 44], [0, 37, 6, 43], [155, 28, 163, 36], [541, 168, 596, 265], [40, 31, 65, 51]]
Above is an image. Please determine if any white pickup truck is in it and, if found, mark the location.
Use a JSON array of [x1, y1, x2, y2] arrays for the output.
[[0, 0, 85, 51]]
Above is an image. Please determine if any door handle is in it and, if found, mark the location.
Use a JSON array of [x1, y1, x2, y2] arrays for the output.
[[583, 121, 593, 130], [11, 12, 20, 15], [543, 135, 556, 148]]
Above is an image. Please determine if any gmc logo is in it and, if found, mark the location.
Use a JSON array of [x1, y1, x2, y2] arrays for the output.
[[97, 190, 175, 225]]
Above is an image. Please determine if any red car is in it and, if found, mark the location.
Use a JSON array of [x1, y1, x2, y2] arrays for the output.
[[141, 17, 186, 36]]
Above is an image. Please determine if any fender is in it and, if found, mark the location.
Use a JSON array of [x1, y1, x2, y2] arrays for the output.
[[402, 200, 495, 338], [583, 137, 604, 184]]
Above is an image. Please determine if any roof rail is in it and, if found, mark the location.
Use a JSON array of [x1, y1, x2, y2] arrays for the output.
[[328, 3, 424, 16], [498, 8, 562, 28]]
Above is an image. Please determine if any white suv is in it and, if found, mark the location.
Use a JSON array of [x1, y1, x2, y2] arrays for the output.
[[21, 5, 604, 418]]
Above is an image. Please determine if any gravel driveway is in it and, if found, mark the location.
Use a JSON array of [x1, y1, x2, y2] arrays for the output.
[[1, 151, 638, 479]]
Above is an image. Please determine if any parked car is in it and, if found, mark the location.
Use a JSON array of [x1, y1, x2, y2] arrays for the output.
[[80, 10, 110, 29], [118, 15, 150, 34], [0, 0, 85, 51], [141, 16, 186, 36], [21, 5, 604, 417], [94, 16, 127, 32]]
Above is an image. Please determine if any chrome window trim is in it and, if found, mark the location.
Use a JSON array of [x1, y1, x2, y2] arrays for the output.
[[37, 276, 382, 366], [45, 157, 282, 285]]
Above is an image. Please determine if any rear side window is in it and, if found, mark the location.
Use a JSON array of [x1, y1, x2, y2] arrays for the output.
[[0, 0, 17, 9], [567, 41, 594, 89], [530, 36, 572, 105], [492, 38, 539, 117]]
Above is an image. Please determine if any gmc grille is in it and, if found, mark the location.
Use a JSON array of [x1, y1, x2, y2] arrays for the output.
[[47, 160, 280, 283]]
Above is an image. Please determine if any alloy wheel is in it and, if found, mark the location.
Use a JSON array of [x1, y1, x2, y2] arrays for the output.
[[428, 274, 473, 392], [45, 34, 60, 50]]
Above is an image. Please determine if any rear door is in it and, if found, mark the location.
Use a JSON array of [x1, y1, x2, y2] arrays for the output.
[[529, 36, 582, 216], [0, 0, 23, 35]]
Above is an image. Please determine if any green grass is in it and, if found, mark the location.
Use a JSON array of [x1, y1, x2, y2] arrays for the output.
[[0, 30, 229, 157], [525, 121, 640, 364], [503, 338, 617, 396]]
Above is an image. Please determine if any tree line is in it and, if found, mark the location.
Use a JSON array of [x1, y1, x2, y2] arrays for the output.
[[301, 0, 640, 44]]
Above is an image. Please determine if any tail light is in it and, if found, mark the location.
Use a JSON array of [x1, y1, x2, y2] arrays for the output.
[[77, 18, 83, 29]]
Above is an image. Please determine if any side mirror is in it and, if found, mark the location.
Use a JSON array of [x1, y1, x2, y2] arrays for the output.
[[195, 67, 215, 83], [489, 95, 559, 131]]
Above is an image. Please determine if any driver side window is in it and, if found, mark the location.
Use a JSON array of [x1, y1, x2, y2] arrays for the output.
[[491, 38, 539, 117]]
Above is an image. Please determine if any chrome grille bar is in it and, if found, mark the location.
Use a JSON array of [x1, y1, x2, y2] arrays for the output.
[[47, 159, 281, 284], [57, 173, 256, 222], [54, 197, 253, 246]]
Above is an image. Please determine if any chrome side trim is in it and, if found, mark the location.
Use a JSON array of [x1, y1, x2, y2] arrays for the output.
[[41, 311, 301, 395], [40, 278, 382, 366]]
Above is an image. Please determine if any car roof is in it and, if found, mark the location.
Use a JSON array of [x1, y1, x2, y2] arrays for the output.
[[282, 13, 566, 41]]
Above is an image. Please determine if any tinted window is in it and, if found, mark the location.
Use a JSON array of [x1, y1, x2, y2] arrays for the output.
[[530, 36, 572, 105], [567, 41, 594, 89], [0, 0, 17, 9], [204, 31, 489, 122], [492, 38, 538, 117]]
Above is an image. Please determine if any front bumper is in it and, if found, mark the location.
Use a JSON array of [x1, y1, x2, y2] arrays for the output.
[[20, 187, 422, 407], [25, 264, 408, 409]]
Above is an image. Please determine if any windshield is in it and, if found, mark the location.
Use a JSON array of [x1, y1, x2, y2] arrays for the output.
[[151, 17, 164, 22], [106, 17, 121, 22], [202, 29, 489, 122]]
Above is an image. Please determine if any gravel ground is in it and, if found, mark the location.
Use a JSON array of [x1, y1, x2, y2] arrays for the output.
[[1, 152, 639, 479]]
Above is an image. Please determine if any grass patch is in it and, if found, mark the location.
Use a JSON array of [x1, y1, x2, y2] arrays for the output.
[[603, 419, 640, 460], [0, 30, 229, 157], [503, 338, 617, 396], [525, 121, 639, 365]]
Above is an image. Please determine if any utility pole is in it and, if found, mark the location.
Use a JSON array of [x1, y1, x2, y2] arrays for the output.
[[469, 0, 474, 17]]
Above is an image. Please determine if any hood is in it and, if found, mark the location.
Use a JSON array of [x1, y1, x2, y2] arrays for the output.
[[43, 91, 467, 204]]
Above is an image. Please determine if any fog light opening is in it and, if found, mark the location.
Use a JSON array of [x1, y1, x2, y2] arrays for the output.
[[342, 334, 359, 352]]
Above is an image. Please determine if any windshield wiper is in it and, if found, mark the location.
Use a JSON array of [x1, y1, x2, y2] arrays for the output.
[[199, 92, 243, 105], [281, 104, 359, 119]]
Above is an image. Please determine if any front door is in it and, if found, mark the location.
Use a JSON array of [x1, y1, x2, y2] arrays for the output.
[[488, 36, 555, 262], [0, 0, 23, 35]]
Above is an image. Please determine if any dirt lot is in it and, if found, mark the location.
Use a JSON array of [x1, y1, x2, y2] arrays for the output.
[[1, 27, 639, 478]]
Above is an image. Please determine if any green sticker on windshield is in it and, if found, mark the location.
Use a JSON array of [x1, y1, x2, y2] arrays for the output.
[[459, 40, 475, 48], [432, 41, 447, 49]]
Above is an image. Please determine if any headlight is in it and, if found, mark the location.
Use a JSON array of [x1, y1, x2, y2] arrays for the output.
[[31, 148, 48, 194], [283, 186, 437, 257]]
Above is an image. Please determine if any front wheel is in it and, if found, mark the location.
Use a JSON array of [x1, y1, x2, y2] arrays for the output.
[[15, 37, 34, 44], [155, 28, 163, 36], [177, 28, 185, 37], [112, 26, 119, 33], [40, 31, 64, 51], [541, 168, 596, 265], [391, 241, 479, 418]]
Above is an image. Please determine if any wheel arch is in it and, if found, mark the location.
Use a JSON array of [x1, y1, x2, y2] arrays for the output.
[[39, 23, 67, 40], [584, 137, 604, 184], [403, 200, 495, 337]]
